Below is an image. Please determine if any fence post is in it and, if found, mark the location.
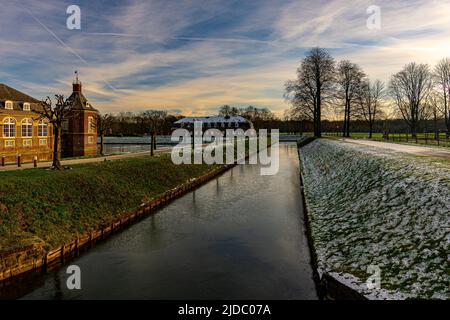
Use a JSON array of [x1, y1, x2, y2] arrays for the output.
[[33, 156, 38, 168], [17, 154, 21, 167], [61, 245, 65, 263], [42, 254, 48, 272], [75, 237, 79, 256], [1, 156, 5, 167]]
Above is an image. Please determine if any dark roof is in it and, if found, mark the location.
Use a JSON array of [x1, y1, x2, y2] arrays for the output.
[[67, 92, 98, 112], [0, 83, 43, 112], [0, 83, 39, 103]]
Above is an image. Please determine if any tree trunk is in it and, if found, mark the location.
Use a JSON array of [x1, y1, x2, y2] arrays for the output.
[[100, 133, 105, 156], [434, 110, 439, 140], [343, 101, 350, 137], [314, 77, 322, 138], [346, 106, 351, 138], [442, 88, 449, 132], [411, 124, 418, 141], [150, 132, 155, 156], [369, 121, 373, 139], [342, 106, 347, 137], [53, 127, 63, 170], [315, 93, 322, 138]]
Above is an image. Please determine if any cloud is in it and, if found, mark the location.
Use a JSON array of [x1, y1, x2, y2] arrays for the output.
[[1, 0, 449, 118]]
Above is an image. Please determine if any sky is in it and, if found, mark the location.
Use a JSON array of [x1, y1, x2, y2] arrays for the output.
[[1, 0, 449, 117]]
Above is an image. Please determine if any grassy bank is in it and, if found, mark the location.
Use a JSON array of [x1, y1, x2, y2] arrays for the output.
[[300, 139, 449, 299], [0, 154, 219, 253], [322, 132, 450, 149]]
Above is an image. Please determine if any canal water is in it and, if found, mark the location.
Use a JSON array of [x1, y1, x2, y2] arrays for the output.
[[20, 142, 317, 299], [97, 136, 174, 155]]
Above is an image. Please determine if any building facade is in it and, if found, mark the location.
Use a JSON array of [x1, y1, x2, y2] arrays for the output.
[[0, 78, 99, 164], [0, 84, 53, 164], [61, 78, 99, 157]]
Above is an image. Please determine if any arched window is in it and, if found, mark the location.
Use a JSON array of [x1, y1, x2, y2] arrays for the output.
[[38, 120, 48, 137], [23, 103, 31, 111], [3, 117, 16, 137], [21, 118, 33, 137]]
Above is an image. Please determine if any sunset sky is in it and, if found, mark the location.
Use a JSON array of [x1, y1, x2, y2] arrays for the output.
[[1, 0, 449, 116]]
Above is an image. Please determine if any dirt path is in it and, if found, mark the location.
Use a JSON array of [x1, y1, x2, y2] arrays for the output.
[[0, 147, 173, 172], [341, 138, 450, 159]]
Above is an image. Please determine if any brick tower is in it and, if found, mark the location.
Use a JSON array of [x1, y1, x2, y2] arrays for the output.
[[62, 72, 99, 157]]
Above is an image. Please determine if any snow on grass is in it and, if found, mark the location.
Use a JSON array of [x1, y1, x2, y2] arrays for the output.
[[300, 139, 449, 299]]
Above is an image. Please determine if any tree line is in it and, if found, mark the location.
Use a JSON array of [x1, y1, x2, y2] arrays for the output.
[[284, 48, 450, 139], [96, 105, 279, 138]]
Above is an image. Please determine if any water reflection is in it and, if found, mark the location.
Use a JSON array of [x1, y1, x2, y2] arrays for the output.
[[97, 144, 171, 155]]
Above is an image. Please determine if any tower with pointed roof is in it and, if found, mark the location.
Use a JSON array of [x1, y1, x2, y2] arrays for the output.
[[61, 72, 99, 157]]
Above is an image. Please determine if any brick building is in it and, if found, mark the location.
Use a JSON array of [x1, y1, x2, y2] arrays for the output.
[[0, 84, 53, 164], [0, 77, 99, 164], [61, 76, 99, 157]]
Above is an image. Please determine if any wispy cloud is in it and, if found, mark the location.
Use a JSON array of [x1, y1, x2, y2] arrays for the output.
[[1, 0, 449, 117]]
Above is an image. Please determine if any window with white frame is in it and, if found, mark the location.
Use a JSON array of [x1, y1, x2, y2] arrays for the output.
[[23, 102, 30, 111], [5, 101, 13, 110], [39, 139, 47, 146], [23, 139, 32, 147], [88, 116, 95, 134], [21, 118, 33, 137], [4, 140, 14, 147], [3, 117, 16, 137], [38, 120, 48, 136]]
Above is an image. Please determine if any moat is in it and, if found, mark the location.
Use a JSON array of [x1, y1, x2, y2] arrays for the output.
[[9, 143, 317, 299]]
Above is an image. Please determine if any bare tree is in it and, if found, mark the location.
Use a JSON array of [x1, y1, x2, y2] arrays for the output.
[[335, 60, 366, 137], [389, 62, 433, 139], [284, 79, 315, 122], [355, 79, 385, 138], [37, 95, 73, 170], [426, 90, 444, 139], [219, 105, 239, 116], [97, 113, 114, 156], [142, 110, 167, 156], [284, 48, 335, 137], [434, 57, 450, 133]]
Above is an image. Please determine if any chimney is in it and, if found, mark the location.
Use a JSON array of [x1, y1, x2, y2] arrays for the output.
[[73, 70, 82, 93]]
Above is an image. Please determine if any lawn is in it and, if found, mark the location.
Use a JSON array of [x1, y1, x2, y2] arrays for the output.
[[0, 153, 219, 252]]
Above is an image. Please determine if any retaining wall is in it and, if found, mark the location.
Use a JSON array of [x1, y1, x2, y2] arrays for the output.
[[0, 163, 234, 284]]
